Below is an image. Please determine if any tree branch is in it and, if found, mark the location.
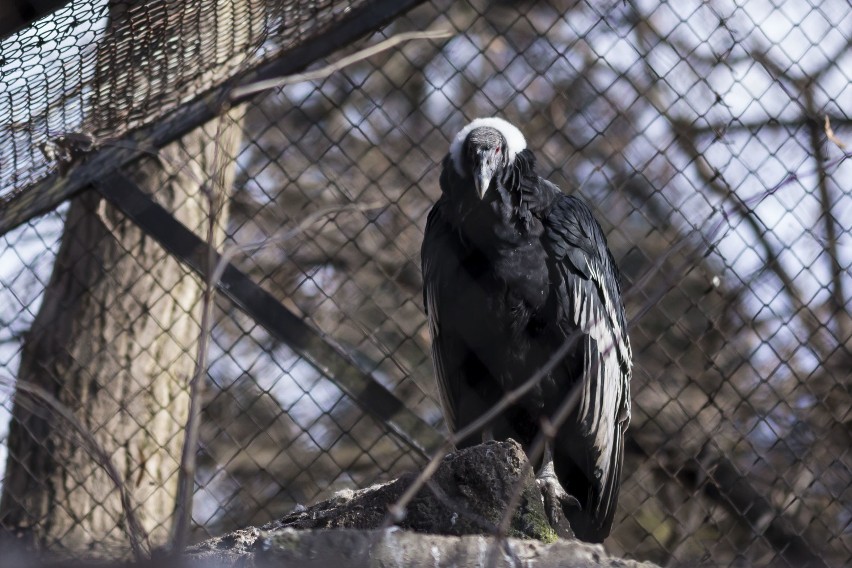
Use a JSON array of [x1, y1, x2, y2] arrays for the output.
[[805, 92, 847, 342], [230, 30, 452, 100], [629, 10, 833, 362]]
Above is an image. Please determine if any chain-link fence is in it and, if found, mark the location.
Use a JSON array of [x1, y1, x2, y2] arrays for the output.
[[1, 0, 850, 565]]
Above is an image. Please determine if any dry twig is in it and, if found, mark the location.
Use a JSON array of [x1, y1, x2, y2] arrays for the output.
[[0, 377, 149, 560], [231, 30, 453, 100], [824, 115, 847, 150]]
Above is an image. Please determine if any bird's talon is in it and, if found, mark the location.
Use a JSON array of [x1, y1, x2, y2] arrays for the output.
[[536, 474, 578, 539], [538, 474, 581, 516], [563, 494, 581, 510]]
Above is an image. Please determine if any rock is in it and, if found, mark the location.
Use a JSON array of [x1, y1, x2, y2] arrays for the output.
[[256, 528, 657, 567], [189, 528, 657, 567], [186, 527, 261, 566], [268, 440, 556, 542], [187, 440, 659, 567]]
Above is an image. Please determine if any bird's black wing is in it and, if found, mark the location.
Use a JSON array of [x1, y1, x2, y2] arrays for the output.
[[542, 185, 632, 541], [421, 195, 464, 432]]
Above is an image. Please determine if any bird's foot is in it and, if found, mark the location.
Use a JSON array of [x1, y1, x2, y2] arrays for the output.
[[537, 473, 580, 539]]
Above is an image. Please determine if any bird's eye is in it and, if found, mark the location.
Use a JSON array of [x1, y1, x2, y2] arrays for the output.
[[495, 147, 501, 154]]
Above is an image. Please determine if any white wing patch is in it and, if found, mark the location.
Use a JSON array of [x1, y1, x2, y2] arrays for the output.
[[450, 117, 527, 176], [587, 261, 632, 373], [570, 259, 632, 515]]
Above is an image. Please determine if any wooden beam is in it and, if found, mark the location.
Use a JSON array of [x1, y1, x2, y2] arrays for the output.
[[93, 170, 446, 459]]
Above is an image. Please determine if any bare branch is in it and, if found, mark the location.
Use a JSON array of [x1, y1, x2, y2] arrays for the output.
[[210, 202, 384, 287], [629, 10, 833, 362], [230, 30, 453, 100], [0, 376, 149, 560], [170, 115, 236, 553], [806, 107, 847, 344], [384, 328, 585, 526], [685, 116, 852, 140], [824, 115, 848, 150], [171, 193, 385, 552], [755, 48, 848, 345], [384, 228, 690, 535], [486, 374, 587, 567]]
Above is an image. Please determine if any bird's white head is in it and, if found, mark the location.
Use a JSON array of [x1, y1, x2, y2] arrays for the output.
[[449, 117, 527, 199]]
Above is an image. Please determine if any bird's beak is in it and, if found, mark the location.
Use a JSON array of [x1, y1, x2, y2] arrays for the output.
[[474, 160, 493, 200]]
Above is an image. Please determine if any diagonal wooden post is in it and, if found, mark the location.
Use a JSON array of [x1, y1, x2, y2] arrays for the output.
[[92, 170, 446, 459]]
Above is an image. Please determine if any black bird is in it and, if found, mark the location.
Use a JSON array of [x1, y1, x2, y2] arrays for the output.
[[421, 117, 632, 542]]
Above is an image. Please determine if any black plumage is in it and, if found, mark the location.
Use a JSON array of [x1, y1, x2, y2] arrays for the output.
[[421, 118, 632, 542]]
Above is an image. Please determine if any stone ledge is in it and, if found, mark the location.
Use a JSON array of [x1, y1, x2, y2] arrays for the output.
[[187, 440, 659, 567]]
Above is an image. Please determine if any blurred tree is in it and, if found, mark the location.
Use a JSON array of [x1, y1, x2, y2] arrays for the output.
[[0, 0, 247, 555]]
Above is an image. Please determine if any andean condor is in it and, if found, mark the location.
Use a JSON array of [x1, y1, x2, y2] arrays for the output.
[[421, 117, 632, 542]]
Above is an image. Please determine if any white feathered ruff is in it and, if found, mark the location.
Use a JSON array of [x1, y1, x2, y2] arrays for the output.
[[450, 117, 527, 176]]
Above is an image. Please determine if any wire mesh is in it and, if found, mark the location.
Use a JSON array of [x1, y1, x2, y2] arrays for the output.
[[0, 0, 850, 565]]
